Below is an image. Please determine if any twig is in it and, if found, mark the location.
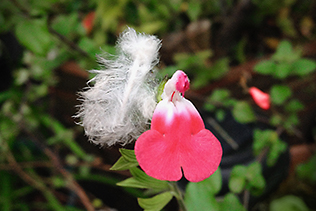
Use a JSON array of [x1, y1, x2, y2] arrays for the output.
[[21, 125, 95, 211], [206, 117, 239, 150], [0, 161, 53, 170], [169, 182, 187, 211], [243, 189, 250, 210], [3, 141, 47, 192], [48, 26, 91, 58]]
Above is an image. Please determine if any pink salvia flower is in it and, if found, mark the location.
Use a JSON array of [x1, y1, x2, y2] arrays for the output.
[[249, 87, 271, 110], [135, 70, 223, 182]]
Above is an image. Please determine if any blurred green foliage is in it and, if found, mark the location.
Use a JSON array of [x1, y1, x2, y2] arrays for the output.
[[1, 0, 316, 210]]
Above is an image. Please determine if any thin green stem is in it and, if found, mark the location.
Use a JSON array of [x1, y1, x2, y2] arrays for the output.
[[169, 182, 187, 211]]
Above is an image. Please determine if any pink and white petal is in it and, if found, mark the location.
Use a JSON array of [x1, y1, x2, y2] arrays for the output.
[[176, 99, 205, 134], [151, 100, 176, 133], [180, 129, 222, 182], [135, 129, 182, 181]]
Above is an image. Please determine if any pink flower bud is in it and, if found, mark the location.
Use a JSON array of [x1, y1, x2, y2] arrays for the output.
[[82, 12, 95, 34], [135, 70, 222, 182], [249, 87, 270, 110]]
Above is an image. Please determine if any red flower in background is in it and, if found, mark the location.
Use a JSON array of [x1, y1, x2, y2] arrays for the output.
[[82, 12, 95, 34], [249, 87, 270, 110], [135, 70, 222, 182]]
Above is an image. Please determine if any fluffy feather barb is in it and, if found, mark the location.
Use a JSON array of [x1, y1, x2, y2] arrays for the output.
[[76, 28, 161, 146]]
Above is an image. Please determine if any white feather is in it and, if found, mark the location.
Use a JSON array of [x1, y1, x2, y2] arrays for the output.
[[76, 28, 161, 146]]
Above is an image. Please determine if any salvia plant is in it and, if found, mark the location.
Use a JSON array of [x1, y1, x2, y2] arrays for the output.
[[77, 28, 224, 210], [1, 0, 316, 210], [77, 27, 316, 211]]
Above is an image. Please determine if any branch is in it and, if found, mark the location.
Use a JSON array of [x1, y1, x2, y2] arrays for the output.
[[22, 125, 95, 211]]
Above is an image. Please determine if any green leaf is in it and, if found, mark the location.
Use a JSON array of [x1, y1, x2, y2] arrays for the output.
[[14, 68, 30, 85], [138, 192, 173, 211], [215, 109, 226, 122], [267, 140, 287, 166], [229, 166, 247, 193], [51, 13, 80, 38], [253, 129, 278, 155], [270, 114, 283, 126], [232, 101, 256, 124], [296, 154, 316, 182], [285, 99, 304, 113], [272, 40, 300, 63], [292, 58, 316, 76], [111, 149, 139, 170], [208, 58, 230, 80], [15, 19, 52, 55], [110, 157, 139, 171], [204, 103, 216, 112], [185, 169, 222, 211], [286, 114, 300, 126], [187, 1, 202, 21], [274, 62, 292, 79], [270, 85, 292, 105], [209, 89, 231, 102], [246, 162, 265, 195], [254, 60, 276, 75], [156, 76, 168, 102], [220, 193, 246, 211], [270, 195, 309, 211], [120, 148, 137, 162], [117, 167, 169, 191], [78, 37, 99, 57]]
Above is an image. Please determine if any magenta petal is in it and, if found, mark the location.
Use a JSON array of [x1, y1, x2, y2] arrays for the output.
[[180, 129, 223, 182], [135, 129, 182, 181]]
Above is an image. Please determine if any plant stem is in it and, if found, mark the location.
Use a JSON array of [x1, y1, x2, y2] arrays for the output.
[[169, 182, 187, 211]]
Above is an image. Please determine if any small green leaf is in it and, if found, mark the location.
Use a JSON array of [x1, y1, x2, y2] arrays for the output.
[[253, 129, 278, 155], [209, 89, 231, 102], [254, 60, 276, 75], [292, 58, 316, 76], [138, 192, 173, 211], [110, 157, 138, 171], [246, 162, 265, 195], [296, 154, 316, 182], [14, 68, 30, 85], [52, 176, 66, 188], [187, 1, 202, 21], [229, 166, 247, 193], [229, 177, 246, 194], [117, 167, 169, 191], [274, 63, 292, 79], [78, 37, 99, 57], [215, 109, 226, 122], [156, 76, 168, 102], [270, 85, 292, 105], [92, 198, 103, 208], [285, 99, 304, 113], [111, 149, 138, 170], [272, 40, 300, 63], [267, 140, 287, 166], [119, 148, 137, 162], [270, 114, 283, 126], [51, 13, 80, 38], [15, 19, 52, 55], [220, 193, 246, 211], [116, 177, 150, 189], [185, 169, 222, 211], [204, 103, 216, 112], [208, 58, 230, 80], [232, 101, 256, 124], [270, 195, 309, 211]]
